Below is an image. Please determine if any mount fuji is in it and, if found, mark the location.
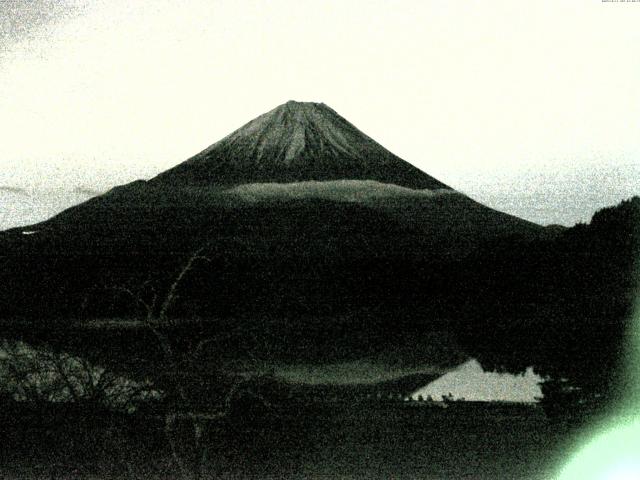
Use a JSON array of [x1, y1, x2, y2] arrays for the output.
[[0, 101, 551, 381], [153, 100, 450, 190]]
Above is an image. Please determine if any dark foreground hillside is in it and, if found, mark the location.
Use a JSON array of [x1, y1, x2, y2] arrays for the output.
[[0, 401, 580, 480]]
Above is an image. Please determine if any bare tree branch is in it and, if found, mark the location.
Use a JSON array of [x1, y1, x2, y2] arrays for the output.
[[158, 248, 211, 325]]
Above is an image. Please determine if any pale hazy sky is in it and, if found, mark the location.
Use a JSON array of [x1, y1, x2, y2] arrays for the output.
[[1, 0, 639, 228]]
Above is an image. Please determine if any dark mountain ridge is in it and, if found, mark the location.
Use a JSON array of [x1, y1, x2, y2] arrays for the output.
[[0, 102, 542, 334]]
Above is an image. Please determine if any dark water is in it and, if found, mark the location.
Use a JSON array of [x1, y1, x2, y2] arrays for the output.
[[215, 403, 566, 479], [0, 402, 575, 479]]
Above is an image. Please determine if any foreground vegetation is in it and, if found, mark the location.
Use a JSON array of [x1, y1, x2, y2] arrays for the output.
[[0, 197, 636, 479]]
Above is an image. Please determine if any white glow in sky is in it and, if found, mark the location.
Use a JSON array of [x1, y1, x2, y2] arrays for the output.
[[1, 0, 639, 228]]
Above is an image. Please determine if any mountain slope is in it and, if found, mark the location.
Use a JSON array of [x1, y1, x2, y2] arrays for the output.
[[2, 101, 541, 260], [0, 101, 550, 376], [152, 101, 450, 190], [0, 104, 635, 412]]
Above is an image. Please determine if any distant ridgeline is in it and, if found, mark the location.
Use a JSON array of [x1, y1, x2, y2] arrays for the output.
[[0, 101, 637, 404], [458, 197, 639, 398]]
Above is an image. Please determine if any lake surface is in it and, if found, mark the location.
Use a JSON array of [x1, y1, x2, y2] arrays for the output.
[[0, 401, 580, 479]]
